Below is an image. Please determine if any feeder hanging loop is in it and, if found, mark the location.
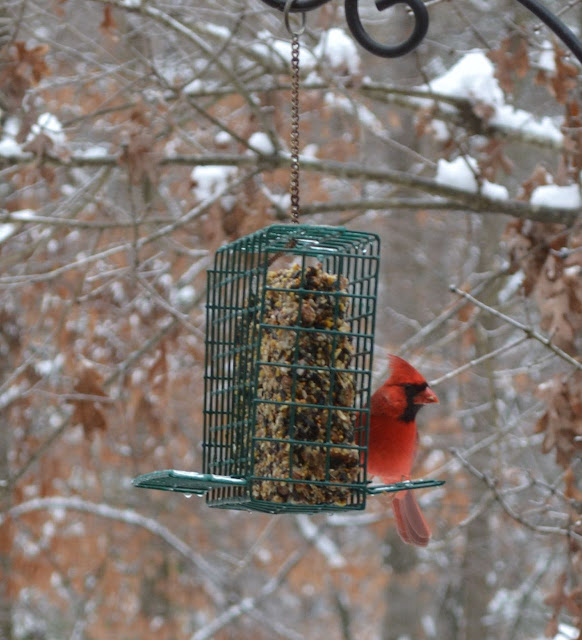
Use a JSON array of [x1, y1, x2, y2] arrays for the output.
[[284, 0, 307, 35]]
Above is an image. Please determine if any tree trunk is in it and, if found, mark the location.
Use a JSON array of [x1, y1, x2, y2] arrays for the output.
[[0, 419, 12, 640], [458, 217, 504, 640], [382, 528, 424, 640]]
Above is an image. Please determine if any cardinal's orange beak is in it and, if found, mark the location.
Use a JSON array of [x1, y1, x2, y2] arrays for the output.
[[416, 387, 439, 405]]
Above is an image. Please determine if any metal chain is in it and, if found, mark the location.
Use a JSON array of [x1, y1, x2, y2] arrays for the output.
[[289, 31, 301, 224]]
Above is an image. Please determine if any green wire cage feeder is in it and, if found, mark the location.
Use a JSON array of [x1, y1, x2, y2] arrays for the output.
[[133, 224, 444, 514]]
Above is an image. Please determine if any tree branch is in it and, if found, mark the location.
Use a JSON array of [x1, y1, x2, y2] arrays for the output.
[[6, 496, 227, 591], [191, 538, 316, 640], [2, 152, 579, 224], [449, 285, 582, 371], [450, 449, 581, 541]]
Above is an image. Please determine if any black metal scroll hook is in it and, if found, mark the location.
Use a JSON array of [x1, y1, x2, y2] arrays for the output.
[[344, 0, 429, 59], [515, 0, 582, 65]]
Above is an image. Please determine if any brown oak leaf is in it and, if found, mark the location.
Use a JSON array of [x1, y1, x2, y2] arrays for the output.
[[487, 36, 530, 93], [0, 42, 50, 109], [536, 373, 582, 468], [71, 367, 108, 439]]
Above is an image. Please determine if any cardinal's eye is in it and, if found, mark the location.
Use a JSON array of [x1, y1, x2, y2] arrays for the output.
[[403, 382, 428, 395]]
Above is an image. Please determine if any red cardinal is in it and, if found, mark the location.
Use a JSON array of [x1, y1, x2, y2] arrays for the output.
[[367, 354, 438, 546]]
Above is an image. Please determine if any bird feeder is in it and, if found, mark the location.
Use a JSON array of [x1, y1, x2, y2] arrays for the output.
[[133, 224, 444, 514]]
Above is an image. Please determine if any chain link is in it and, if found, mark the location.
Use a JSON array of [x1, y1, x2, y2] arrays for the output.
[[289, 31, 301, 224]]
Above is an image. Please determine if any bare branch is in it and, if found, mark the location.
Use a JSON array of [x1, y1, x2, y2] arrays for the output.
[[3, 152, 579, 224], [430, 335, 528, 386], [191, 537, 318, 640], [7, 496, 227, 591], [449, 285, 582, 371], [450, 449, 581, 541]]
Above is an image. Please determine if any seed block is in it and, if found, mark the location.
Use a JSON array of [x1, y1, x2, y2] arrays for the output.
[[252, 263, 360, 505]]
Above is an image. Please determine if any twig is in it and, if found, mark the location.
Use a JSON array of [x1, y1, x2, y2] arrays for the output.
[[246, 609, 304, 640], [0, 170, 257, 287], [104, 283, 206, 387], [7, 496, 227, 594], [295, 514, 346, 568], [11, 421, 71, 487], [190, 534, 320, 640], [507, 553, 556, 640], [450, 449, 581, 541], [2, 151, 580, 224], [331, 588, 354, 640], [428, 399, 545, 482], [136, 274, 204, 339], [398, 265, 509, 355], [0, 212, 177, 229], [449, 285, 582, 371], [104, 317, 176, 387], [430, 335, 528, 386]]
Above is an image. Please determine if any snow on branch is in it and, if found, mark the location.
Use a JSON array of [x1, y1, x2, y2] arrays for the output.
[[2, 152, 579, 226], [418, 51, 564, 148]]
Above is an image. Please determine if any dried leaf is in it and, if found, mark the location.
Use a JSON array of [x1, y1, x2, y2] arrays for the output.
[[478, 139, 514, 181], [118, 103, 159, 184], [415, 106, 435, 138], [100, 4, 117, 34], [487, 36, 529, 93], [536, 374, 582, 467], [519, 165, 551, 201], [23, 132, 54, 157], [0, 42, 50, 109], [545, 572, 567, 605], [552, 50, 578, 104], [563, 100, 582, 176], [514, 37, 530, 78], [472, 101, 495, 122], [566, 587, 582, 617], [71, 367, 108, 439]]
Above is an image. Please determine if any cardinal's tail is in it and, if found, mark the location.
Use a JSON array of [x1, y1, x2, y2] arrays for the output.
[[391, 490, 431, 547]]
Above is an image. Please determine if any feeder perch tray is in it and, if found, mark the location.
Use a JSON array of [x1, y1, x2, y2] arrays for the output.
[[132, 470, 444, 501], [133, 224, 444, 514]]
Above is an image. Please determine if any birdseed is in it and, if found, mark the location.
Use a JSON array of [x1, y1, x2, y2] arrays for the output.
[[251, 263, 360, 506]]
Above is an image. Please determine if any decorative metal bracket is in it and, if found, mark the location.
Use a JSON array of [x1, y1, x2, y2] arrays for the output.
[[261, 0, 582, 62]]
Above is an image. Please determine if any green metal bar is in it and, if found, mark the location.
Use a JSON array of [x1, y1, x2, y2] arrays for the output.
[[256, 323, 374, 339], [249, 475, 364, 489], [253, 436, 363, 449], [255, 399, 362, 411], [133, 470, 248, 495], [367, 479, 445, 495], [202, 225, 383, 512]]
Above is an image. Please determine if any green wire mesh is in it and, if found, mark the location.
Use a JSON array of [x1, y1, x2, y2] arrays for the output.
[[132, 223, 445, 510], [202, 224, 380, 514]]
